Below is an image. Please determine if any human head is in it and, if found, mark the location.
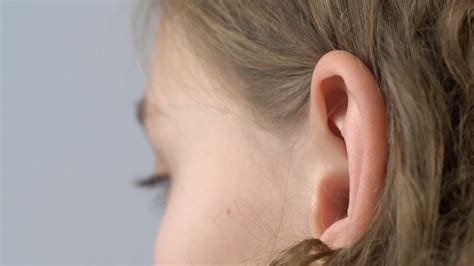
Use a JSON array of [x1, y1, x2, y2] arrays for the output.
[[137, 0, 473, 264]]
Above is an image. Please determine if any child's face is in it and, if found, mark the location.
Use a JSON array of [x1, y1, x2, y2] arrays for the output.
[[142, 17, 322, 264]]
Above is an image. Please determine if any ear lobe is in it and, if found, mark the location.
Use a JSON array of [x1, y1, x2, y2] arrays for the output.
[[310, 51, 387, 249]]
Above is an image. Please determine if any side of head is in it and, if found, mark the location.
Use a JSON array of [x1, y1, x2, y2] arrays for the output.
[[140, 0, 473, 264]]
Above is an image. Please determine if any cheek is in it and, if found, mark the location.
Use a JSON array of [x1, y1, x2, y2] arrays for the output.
[[153, 159, 283, 264]]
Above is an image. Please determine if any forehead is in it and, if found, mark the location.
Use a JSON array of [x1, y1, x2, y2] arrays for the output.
[[146, 20, 189, 111], [146, 17, 234, 119]]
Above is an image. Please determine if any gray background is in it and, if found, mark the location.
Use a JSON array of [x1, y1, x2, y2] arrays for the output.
[[2, 0, 166, 264]]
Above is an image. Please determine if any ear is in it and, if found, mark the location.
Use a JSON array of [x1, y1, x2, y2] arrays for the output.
[[309, 50, 387, 249]]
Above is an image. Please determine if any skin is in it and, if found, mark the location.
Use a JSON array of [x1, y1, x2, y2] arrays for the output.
[[141, 11, 387, 265], [143, 17, 316, 264]]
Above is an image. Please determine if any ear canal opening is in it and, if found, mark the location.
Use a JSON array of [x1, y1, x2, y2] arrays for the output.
[[328, 120, 343, 139]]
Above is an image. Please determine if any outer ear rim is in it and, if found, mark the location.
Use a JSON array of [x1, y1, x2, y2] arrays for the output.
[[311, 50, 388, 248]]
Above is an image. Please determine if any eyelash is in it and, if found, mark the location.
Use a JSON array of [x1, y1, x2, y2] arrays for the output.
[[137, 174, 171, 207], [136, 173, 170, 188]]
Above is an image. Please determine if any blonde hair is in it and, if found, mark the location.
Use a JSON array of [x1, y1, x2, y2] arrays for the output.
[[140, 0, 473, 265]]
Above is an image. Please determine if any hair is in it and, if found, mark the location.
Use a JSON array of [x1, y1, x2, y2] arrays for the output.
[[139, 0, 473, 265]]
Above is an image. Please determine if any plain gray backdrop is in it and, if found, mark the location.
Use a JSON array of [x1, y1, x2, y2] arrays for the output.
[[2, 0, 166, 264]]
